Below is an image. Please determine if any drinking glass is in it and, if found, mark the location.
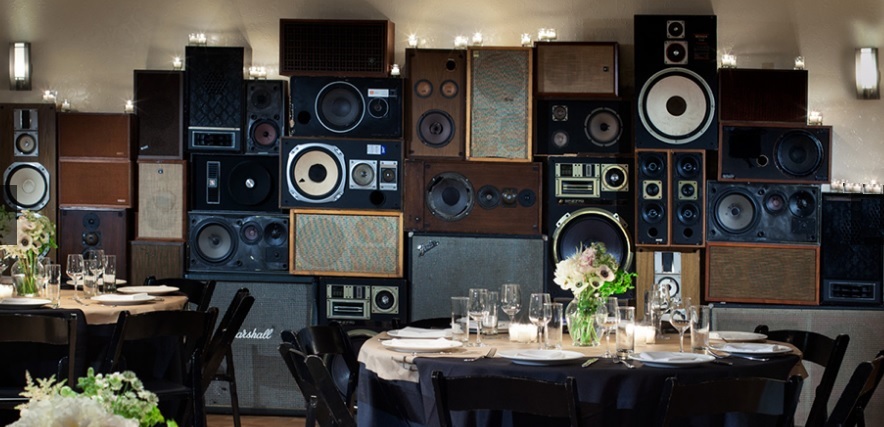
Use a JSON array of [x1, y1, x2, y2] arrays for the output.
[[45, 264, 62, 308], [500, 283, 522, 324], [528, 293, 551, 349], [86, 249, 105, 288], [103, 255, 117, 293], [450, 297, 470, 343], [690, 304, 712, 351], [594, 297, 620, 358], [83, 259, 100, 297], [66, 254, 85, 298], [482, 290, 500, 335], [669, 298, 691, 352], [545, 302, 564, 349], [615, 306, 635, 360], [467, 288, 489, 347], [649, 281, 671, 339]]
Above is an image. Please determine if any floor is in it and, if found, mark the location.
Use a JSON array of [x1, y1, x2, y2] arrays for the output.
[[207, 414, 307, 427]]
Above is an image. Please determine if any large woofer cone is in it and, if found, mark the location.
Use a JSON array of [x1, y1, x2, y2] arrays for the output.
[[229, 160, 274, 207], [637, 67, 715, 145], [286, 143, 346, 203], [775, 130, 823, 177], [3, 162, 50, 210], [194, 220, 236, 264], [713, 191, 758, 234], [426, 172, 474, 221], [315, 81, 365, 133], [584, 107, 623, 147], [418, 110, 455, 147], [552, 208, 634, 272]]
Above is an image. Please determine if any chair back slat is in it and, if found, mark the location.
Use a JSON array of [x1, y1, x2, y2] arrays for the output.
[[826, 350, 884, 427]]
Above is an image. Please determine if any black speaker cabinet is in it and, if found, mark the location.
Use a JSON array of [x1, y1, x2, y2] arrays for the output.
[[190, 153, 280, 213], [634, 15, 718, 150], [405, 48, 467, 160], [670, 151, 705, 246], [635, 150, 706, 247], [821, 193, 883, 306], [59, 208, 131, 281], [719, 68, 808, 123], [186, 46, 245, 152], [245, 79, 287, 154], [719, 122, 832, 184], [535, 99, 632, 155], [279, 19, 394, 78], [290, 76, 402, 139], [404, 159, 542, 235], [636, 150, 670, 245], [706, 181, 821, 244], [186, 212, 288, 274], [280, 138, 401, 211], [134, 70, 184, 159], [408, 233, 545, 321], [317, 277, 408, 328], [129, 240, 184, 285]]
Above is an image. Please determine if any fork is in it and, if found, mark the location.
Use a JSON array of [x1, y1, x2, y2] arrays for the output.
[[615, 358, 636, 369], [707, 348, 769, 362], [465, 347, 496, 362]]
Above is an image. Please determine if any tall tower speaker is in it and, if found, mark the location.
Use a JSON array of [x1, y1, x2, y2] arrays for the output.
[[635, 150, 706, 247], [134, 70, 184, 159], [636, 150, 670, 246], [820, 193, 883, 306], [244, 79, 286, 154], [405, 48, 467, 159], [634, 15, 718, 150], [186, 46, 244, 152]]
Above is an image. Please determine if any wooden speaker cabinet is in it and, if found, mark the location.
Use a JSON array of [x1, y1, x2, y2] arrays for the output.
[[534, 41, 619, 97], [136, 160, 186, 241], [57, 112, 137, 159], [134, 70, 184, 159], [719, 68, 808, 123], [59, 208, 131, 281], [706, 242, 820, 305], [128, 240, 184, 284], [405, 48, 467, 159], [635, 249, 700, 319], [58, 160, 133, 208]]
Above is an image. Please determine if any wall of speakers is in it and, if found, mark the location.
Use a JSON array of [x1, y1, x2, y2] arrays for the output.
[[190, 154, 280, 213], [706, 181, 821, 244], [186, 46, 245, 152], [719, 122, 832, 183], [635, 150, 706, 247], [535, 99, 632, 155], [245, 79, 287, 154], [279, 19, 394, 78], [134, 70, 184, 159], [706, 242, 819, 305], [280, 138, 401, 210], [405, 48, 467, 159], [187, 212, 289, 273], [317, 277, 408, 328], [820, 193, 883, 306], [136, 160, 186, 241], [404, 159, 542, 235], [289, 209, 403, 278], [467, 46, 533, 161], [59, 208, 130, 280], [534, 41, 619, 97], [634, 14, 718, 150], [719, 69, 808, 123], [290, 76, 402, 139]]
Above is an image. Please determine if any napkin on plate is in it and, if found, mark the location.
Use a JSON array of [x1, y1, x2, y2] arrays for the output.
[[719, 343, 785, 353], [100, 293, 150, 302], [641, 352, 700, 362], [396, 327, 451, 338], [516, 350, 564, 360]]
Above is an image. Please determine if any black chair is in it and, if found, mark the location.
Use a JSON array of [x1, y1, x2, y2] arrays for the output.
[[826, 350, 884, 427], [431, 371, 583, 427], [293, 323, 360, 412], [201, 288, 255, 427], [654, 375, 804, 427], [108, 308, 219, 427], [146, 276, 216, 313], [278, 342, 356, 427], [755, 325, 850, 427]]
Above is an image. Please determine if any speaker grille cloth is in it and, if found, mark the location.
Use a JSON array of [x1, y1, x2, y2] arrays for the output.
[[470, 49, 530, 159], [186, 47, 243, 128], [281, 21, 389, 75], [708, 245, 817, 302], [137, 162, 184, 240], [294, 213, 400, 276], [821, 196, 883, 280]]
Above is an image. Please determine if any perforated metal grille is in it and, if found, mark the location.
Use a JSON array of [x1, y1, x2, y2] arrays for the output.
[[280, 20, 392, 77], [186, 46, 244, 128]]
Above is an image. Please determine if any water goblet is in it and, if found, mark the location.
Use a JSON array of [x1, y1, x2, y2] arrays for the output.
[[595, 297, 620, 358], [669, 297, 692, 352], [467, 288, 489, 347], [86, 249, 105, 290], [528, 293, 551, 349], [66, 254, 85, 299], [500, 283, 522, 323]]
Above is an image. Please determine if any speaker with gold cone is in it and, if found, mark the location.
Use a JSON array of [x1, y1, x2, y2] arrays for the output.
[[245, 79, 287, 154]]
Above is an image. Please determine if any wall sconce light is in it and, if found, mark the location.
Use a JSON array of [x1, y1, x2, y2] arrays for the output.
[[855, 47, 879, 99], [9, 42, 32, 91]]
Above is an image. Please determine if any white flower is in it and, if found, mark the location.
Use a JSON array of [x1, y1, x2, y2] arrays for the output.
[[11, 395, 137, 427]]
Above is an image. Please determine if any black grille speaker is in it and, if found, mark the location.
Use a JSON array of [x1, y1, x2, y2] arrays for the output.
[[190, 153, 280, 212], [535, 99, 632, 155], [186, 46, 245, 152], [186, 212, 289, 273], [719, 123, 832, 183], [290, 76, 402, 139], [821, 193, 883, 306], [245, 79, 287, 154]]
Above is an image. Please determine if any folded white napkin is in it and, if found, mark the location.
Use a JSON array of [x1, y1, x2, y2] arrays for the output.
[[396, 327, 451, 338], [100, 293, 150, 301], [516, 350, 564, 360], [642, 352, 699, 362], [720, 343, 783, 353]]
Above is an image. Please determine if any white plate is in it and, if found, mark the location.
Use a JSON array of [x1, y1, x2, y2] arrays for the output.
[[66, 279, 128, 285], [91, 293, 155, 305], [497, 349, 585, 366], [0, 298, 52, 309], [117, 285, 179, 295], [387, 327, 453, 339], [709, 342, 792, 356], [630, 351, 715, 368], [710, 331, 767, 342], [381, 338, 464, 353]]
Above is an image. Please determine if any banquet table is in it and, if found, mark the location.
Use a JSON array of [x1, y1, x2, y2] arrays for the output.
[[55, 289, 188, 324], [357, 331, 804, 427]]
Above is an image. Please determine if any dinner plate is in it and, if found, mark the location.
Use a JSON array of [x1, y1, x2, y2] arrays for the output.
[[710, 331, 767, 342], [709, 342, 792, 356], [497, 349, 585, 366], [66, 278, 128, 285], [381, 338, 464, 353], [91, 293, 155, 305], [387, 327, 453, 339], [117, 285, 179, 295], [630, 351, 715, 368], [0, 298, 52, 309]]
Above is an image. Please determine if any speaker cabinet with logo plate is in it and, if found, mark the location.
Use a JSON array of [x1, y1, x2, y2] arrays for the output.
[[635, 150, 706, 247], [821, 193, 883, 306], [290, 76, 402, 139], [187, 212, 289, 273], [58, 112, 137, 159], [137, 160, 186, 241], [405, 48, 466, 159], [186, 46, 245, 152], [409, 233, 545, 321], [290, 209, 403, 278], [535, 98, 632, 155], [59, 208, 130, 281], [634, 15, 718, 150], [129, 240, 184, 285], [280, 138, 401, 210], [318, 277, 408, 327], [245, 79, 287, 154], [190, 153, 280, 213], [706, 181, 821, 244], [279, 19, 394, 78], [719, 68, 808, 123], [719, 122, 831, 183], [134, 70, 184, 159], [467, 47, 533, 161], [59, 160, 133, 208], [534, 41, 619, 97], [404, 159, 542, 235], [706, 242, 819, 305], [635, 249, 700, 320]]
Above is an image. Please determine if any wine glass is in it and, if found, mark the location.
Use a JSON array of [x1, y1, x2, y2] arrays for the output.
[[86, 249, 105, 282], [669, 297, 692, 352], [594, 297, 620, 358], [500, 283, 522, 324], [467, 288, 489, 347], [650, 281, 672, 339], [528, 293, 551, 349], [66, 254, 85, 299]]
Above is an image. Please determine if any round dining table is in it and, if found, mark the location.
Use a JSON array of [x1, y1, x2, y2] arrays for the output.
[[357, 329, 804, 427], [55, 289, 188, 324]]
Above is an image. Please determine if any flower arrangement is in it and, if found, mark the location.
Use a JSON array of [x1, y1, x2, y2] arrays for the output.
[[12, 368, 177, 427], [553, 242, 635, 345], [0, 209, 57, 296]]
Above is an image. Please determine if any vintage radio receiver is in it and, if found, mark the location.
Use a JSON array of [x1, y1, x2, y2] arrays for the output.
[[322, 281, 403, 321], [552, 159, 630, 201]]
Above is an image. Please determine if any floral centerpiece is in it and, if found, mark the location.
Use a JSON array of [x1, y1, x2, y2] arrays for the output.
[[0, 209, 57, 297], [13, 368, 177, 427], [553, 242, 635, 346]]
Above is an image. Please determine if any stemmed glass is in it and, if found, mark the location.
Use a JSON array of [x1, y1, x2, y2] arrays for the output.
[[528, 293, 551, 350], [500, 283, 522, 324], [649, 281, 672, 339], [669, 297, 692, 352], [594, 297, 620, 358], [66, 254, 85, 299], [467, 288, 489, 347], [86, 249, 105, 282]]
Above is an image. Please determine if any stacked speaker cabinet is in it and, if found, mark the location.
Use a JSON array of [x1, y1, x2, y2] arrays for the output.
[[186, 46, 244, 152], [466, 47, 533, 161], [535, 98, 632, 156], [706, 242, 820, 305], [244, 79, 287, 154], [404, 159, 542, 235], [719, 69, 809, 124], [635, 250, 701, 320], [318, 277, 408, 330], [405, 48, 467, 159], [718, 122, 832, 183], [289, 76, 403, 139], [635, 150, 706, 247], [534, 42, 619, 97], [134, 70, 184, 159], [634, 15, 718, 150], [187, 212, 289, 273], [59, 208, 131, 281], [820, 193, 882, 306], [279, 19, 394, 78], [136, 160, 186, 241], [129, 240, 184, 284], [191, 154, 281, 213]]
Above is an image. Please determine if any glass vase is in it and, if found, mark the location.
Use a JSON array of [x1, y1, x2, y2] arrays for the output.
[[11, 256, 43, 297], [566, 298, 600, 346]]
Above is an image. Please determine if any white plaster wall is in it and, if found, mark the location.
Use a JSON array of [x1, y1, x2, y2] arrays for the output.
[[1, 0, 882, 183]]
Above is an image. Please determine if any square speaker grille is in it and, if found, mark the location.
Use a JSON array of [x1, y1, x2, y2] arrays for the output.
[[280, 19, 393, 77]]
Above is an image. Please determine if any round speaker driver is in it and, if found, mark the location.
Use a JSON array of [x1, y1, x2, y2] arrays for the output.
[[3, 163, 50, 210], [426, 172, 474, 221], [789, 190, 817, 218], [289, 144, 345, 202], [418, 110, 455, 147], [351, 162, 376, 187], [715, 192, 757, 233], [229, 160, 273, 207], [775, 130, 823, 177], [15, 133, 37, 155], [251, 121, 279, 147], [584, 108, 622, 147], [196, 222, 236, 263], [316, 81, 365, 133], [637, 68, 715, 145], [476, 185, 501, 209], [264, 221, 288, 247], [551, 208, 633, 272]]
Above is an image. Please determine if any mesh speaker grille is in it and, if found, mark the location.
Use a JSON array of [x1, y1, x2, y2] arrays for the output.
[[707, 243, 819, 304], [186, 46, 244, 129], [468, 48, 532, 160], [821, 194, 884, 282], [137, 161, 185, 240], [280, 19, 393, 77]]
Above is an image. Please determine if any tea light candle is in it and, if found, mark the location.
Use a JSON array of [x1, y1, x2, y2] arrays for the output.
[[0, 284, 13, 298], [865, 181, 883, 194], [509, 323, 537, 343], [42, 90, 57, 103], [721, 53, 737, 68], [808, 110, 824, 125], [124, 100, 134, 114], [172, 56, 183, 70], [636, 324, 656, 344], [407, 34, 419, 48], [471, 32, 484, 46], [61, 99, 71, 112], [794, 56, 806, 70], [521, 33, 532, 47], [390, 64, 401, 76], [538, 28, 557, 41]]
